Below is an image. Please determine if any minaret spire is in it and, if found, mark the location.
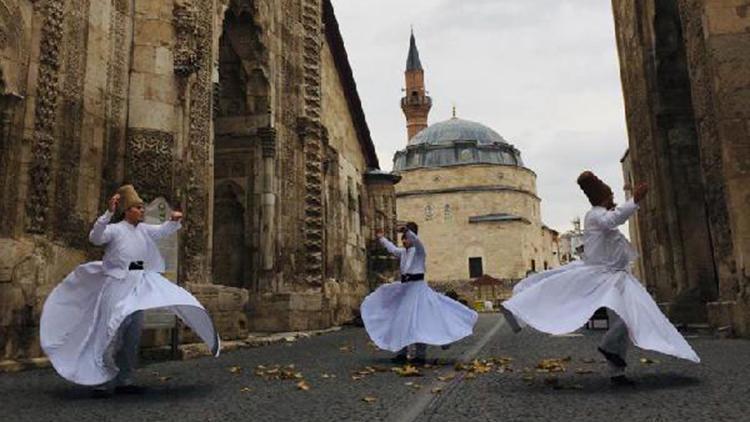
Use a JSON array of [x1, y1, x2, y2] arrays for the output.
[[401, 29, 432, 142]]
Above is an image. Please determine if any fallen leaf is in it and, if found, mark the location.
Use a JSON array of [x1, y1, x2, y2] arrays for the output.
[[639, 358, 659, 365], [158, 376, 171, 382], [581, 358, 596, 364], [240, 387, 252, 393], [351, 375, 364, 381], [229, 366, 242, 374], [339, 345, 353, 352], [536, 358, 568, 373], [431, 387, 443, 394], [296, 380, 310, 391], [437, 374, 456, 382], [392, 365, 422, 377], [362, 396, 377, 403], [575, 368, 595, 375], [284, 336, 296, 343]]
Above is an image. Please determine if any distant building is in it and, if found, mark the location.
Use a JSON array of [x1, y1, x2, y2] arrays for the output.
[[392, 31, 560, 291], [559, 218, 584, 265]]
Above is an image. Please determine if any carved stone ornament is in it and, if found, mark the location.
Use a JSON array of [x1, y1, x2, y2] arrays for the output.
[[173, 0, 202, 76], [25, 0, 65, 233], [125, 129, 175, 202]]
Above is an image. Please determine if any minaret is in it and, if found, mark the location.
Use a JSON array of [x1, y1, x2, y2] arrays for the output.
[[401, 29, 432, 141]]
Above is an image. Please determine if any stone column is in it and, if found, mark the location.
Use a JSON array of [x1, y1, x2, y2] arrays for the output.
[[259, 126, 276, 275]]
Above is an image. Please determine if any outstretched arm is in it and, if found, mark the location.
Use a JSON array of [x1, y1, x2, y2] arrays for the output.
[[89, 194, 120, 246], [376, 228, 404, 257], [597, 183, 648, 230], [597, 200, 639, 230], [142, 211, 183, 241]]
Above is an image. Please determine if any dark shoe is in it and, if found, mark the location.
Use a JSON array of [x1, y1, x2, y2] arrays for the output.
[[610, 375, 636, 387], [411, 357, 427, 367], [91, 389, 113, 399], [598, 347, 627, 368], [391, 355, 408, 365], [115, 385, 146, 395]]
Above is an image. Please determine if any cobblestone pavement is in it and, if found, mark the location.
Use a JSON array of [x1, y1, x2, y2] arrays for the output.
[[1, 315, 748, 422]]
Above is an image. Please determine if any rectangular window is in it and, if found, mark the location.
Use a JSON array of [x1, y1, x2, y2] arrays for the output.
[[469, 257, 483, 278]]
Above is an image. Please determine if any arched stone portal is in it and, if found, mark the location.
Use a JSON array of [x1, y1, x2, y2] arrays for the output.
[[212, 4, 273, 293]]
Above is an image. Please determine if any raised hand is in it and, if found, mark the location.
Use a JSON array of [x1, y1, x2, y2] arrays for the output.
[[108, 194, 120, 213], [633, 183, 649, 203], [375, 228, 385, 239], [170, 211, 184, 222]]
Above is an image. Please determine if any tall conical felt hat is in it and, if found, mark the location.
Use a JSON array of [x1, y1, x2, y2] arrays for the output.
[[577, 171, 612, 206], [117, 184, 144, 211]]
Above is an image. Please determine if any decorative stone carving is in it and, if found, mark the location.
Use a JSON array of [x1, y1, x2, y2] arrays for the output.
[[173, 0, 202, 77], [180, 0, 214, 284], [299, 0, 324, 286], [125, 129, 175, 202], [102, 0, 130, 204], [54, 0, 91, 248], [25, 0, 65, 234]]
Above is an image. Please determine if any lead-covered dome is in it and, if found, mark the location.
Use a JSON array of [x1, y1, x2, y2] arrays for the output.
[[394, 117, 524, 171], [409, 117, 507, 146]]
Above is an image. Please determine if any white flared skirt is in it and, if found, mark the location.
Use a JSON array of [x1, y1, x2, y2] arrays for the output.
[[502, 262, 700, 363], [361, 280, 478, 352], [40, 262, 221, 385]]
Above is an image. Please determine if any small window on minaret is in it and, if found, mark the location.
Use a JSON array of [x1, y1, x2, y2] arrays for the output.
[[411, 91, 418, 97]]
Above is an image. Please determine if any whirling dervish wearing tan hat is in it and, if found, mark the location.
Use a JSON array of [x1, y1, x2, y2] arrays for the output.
[[40, 185, 220, 397], [501, 171, 699, 387]]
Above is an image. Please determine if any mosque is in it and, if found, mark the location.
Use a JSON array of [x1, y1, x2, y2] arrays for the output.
[[392, 32, 561, 292]]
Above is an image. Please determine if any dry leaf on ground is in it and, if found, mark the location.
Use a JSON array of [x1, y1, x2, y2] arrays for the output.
[[363, 396, 377, 403], [391, 365, 422, 377], [229, 366, 242, 374], [296, 380, 310, 391]]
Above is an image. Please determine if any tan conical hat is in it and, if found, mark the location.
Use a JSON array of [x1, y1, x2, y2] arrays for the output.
[[117, 184, 144, 211]]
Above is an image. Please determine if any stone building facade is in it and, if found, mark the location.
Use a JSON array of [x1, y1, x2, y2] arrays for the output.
[[613, 0, 750, 335], [0, 0, 398, 364], [393, 33, 560, 292]]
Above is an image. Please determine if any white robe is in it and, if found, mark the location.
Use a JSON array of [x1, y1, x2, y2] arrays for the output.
[[361, 231, 478, 352], [502, 200, 700, 363], [40, 212, 221, 386]]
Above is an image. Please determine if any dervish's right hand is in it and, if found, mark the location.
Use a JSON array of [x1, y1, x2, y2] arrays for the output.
[[375, 229, 385, 239], [633, 183, 649, 203], [108, 194, 120, 213]]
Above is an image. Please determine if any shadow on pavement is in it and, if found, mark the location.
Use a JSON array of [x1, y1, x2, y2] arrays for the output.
[[46, 383, 214, 402]]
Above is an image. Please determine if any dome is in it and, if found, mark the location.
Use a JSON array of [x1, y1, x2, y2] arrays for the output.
[[409, 117, 507, 146], [393, 117, 524, 171]]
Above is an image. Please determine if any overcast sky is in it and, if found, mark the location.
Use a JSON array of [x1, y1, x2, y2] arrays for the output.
[[331, 0, 630, 233]]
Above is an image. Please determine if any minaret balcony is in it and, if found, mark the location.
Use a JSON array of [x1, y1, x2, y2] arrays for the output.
[[401, 96, 433, 108]]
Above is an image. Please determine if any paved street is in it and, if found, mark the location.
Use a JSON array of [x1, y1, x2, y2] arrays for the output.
[[1, 315, 748, 422]]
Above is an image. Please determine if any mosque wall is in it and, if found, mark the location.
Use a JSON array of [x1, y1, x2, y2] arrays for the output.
[[0, 0, 398, 367], [395, 163, 558, 293]]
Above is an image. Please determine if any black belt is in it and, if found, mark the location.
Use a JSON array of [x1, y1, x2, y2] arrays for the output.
[[401, 273, 424, 282], [128, 261, 144, 271]]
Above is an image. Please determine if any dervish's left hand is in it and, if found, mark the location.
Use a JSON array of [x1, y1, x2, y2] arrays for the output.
[[171, 211, 183, 222]]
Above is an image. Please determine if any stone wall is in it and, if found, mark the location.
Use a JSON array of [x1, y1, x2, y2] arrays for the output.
[[0, 0, 398, 363], [613, 0, 750, 333]]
